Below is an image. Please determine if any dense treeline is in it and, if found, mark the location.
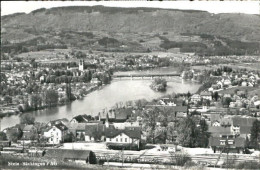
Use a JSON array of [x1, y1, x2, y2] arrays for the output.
[[160, 33, 260, 56]]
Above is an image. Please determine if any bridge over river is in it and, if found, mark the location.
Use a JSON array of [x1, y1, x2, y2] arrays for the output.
[[113, 73, 181, 79]]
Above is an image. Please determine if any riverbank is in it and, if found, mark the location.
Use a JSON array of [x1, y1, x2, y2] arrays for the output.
[[1, 73, 201, 130], [0, 84, 101, 119]]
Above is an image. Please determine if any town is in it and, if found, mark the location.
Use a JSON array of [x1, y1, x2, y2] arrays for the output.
[[1, 48, 260, 169], [1, 3, 260, 170]]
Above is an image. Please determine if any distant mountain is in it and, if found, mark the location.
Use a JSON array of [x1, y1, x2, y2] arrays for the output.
[[1, 6, 260, 55]]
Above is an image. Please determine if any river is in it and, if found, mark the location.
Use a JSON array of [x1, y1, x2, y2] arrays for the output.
[[0, 68, 201, 130]]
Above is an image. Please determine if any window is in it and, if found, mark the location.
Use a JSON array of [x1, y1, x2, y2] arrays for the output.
[[110, 138, 112, 141], [125, 138, 127, 142], [120, 138, 122, 142], [50, 138, 53, 142], [116, 138, 118, 142], [228, 140, 234, 145]]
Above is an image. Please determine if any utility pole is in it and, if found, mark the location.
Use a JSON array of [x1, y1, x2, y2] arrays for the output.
[[122, 148, 124, 167], [226, 138, 230, 169]]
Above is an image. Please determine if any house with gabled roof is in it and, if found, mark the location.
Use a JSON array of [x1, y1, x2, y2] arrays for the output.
[[43, 123, 68, 144], [84, 121, 143, 150], [209, 136, 246, 153], [98, 108, 132, 123], [47, 118, 69, 127], [208, 126, 233, 137], [200, 91, 212, 101], [190, 94, 201, 103], [145, 105, 188, 121], [159, 98, 183, 106], [70, 114, 95, 123], [45, 149, 96, 164], [20, 125, 38, 143], [84, 124, 112, 141], [105, 126, 142, 149]]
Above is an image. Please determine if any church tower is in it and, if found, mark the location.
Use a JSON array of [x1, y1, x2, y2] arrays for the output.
[[105, 112, 109, 128], [79, 60, 84, 71]]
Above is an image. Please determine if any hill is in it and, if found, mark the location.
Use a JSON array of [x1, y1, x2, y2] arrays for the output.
[[1, 6, 260, 55]]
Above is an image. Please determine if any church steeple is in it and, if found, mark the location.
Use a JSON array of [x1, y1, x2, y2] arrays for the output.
[[105, 112, 109, 128], [79, 60, 84, 71]]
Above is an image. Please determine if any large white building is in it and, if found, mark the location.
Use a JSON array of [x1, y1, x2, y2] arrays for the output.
[[43, 124, 67, 144]]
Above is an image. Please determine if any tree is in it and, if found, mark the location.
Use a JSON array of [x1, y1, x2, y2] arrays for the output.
[[0, 132, 7, 140], [20, 113, 35, 125], [176, 117, 197, 147], [167, 122, 177, 143], [187, 91, 191, 99], [170, 152, 191, 166], [66, 83, 72, 101], [92, 128, 103, 141], [150, 78, 167, 92], [250, 119, 260, 149], [45, 89, 59, 107], [142, 108, 160, 144], [30, 94, 42, 110], [158, 107, 172, 144], [222, 97, 232, 107], [64, 132, 75, 143], [195, 119, 210, 147], [4, 95, 12, 104], [213, 91, 219, 101], [7, 128, 22, 142]]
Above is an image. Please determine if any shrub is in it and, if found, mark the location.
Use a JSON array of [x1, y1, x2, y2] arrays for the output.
[[236, 161, 260, 169], [171, 152, 191, 166], [106, 143, 139, 151]]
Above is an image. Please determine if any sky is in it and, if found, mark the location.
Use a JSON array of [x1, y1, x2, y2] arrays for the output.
[[1, 1, 259, 16]]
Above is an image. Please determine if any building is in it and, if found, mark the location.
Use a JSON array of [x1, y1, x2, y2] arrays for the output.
[[45, 149, 97, 164], [91, 78, 101, 85], [212, 121, 221, 127], [68, 122, 101, 139], [70, 115, 95, 123], [190, 94, 201, 103], [209, 135, 246, 153], [79, 60, 84, 71], [113, 122, 140, 129], [84, 123, 143, 149], [43, 124, 68, 144], [106, 127, 142, 149], [47, 118, 69, 127], [21, 125, 38, 143], [98, 108, 131, 123], [159, 98, 182, 106], [200, 91, 212, 101], [208, 126, 233, 137]]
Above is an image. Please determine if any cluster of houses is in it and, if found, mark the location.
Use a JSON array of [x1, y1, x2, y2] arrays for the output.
[[2, 108, 144, 150], [0, 59, 112, 116], [209, 72, 258, 91], [152, 90, 260, 153], [208, 116, 256, 154]]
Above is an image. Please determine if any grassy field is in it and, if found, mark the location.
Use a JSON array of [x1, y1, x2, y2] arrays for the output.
[[17, 49, 71, 61], [192, 62, 260, 71], [220, 63, 260, 71], [248, 88, 260, 98]]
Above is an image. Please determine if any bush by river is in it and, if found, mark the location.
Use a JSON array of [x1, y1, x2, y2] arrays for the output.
[[150, 78, 167, 92]]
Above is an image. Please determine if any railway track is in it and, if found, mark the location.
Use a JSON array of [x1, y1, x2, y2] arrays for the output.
[[93, 150, 259, 165]]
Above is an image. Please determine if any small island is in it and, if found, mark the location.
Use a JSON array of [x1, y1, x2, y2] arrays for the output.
[[150, 78, 167, 92]]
